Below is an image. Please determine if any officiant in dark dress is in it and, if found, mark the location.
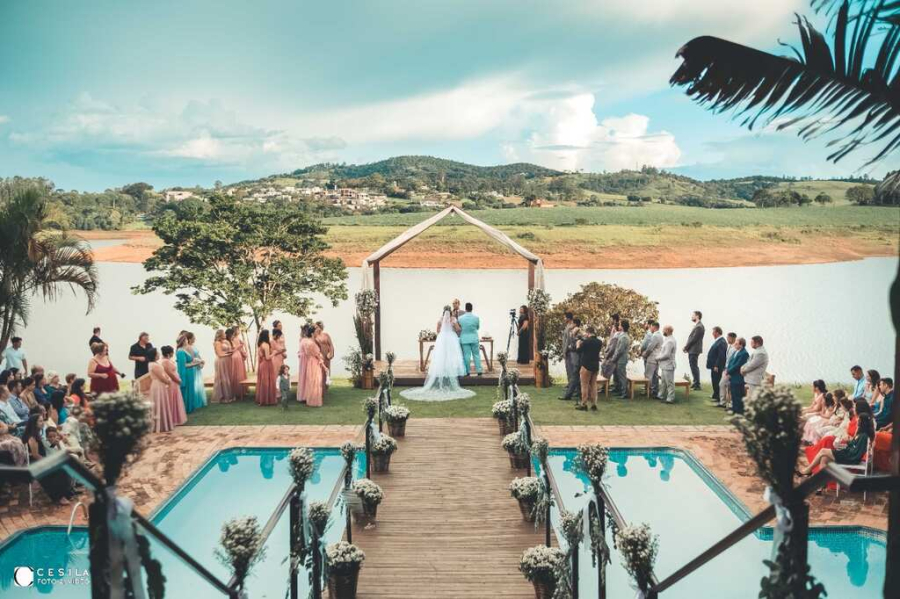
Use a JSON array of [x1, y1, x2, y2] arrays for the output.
[[516, 305, 533, 364]]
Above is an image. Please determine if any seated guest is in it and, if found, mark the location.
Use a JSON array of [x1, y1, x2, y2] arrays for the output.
[[816, 391, 851, 440], [68, 378, 90, 411], [802, 380, 828, 417], [866, 369, 882, 407], [32, 373, 49, 406], [22, 413, 76, 504], [874, 424, 892, 472], [0, 369, 9, 386], [44, 371, 63, 395], [0, 387, 24, 436], [48, 390, 69, 426], [849, 365, 866, 400], [875, 378, 894, 430], [0, 422, 25, 466], [64, 373, 76, 395], [19, 376, 39, 410], [804, 398, 864, 466], [61, 406, 91, 464], [800, 412, 876, 475], [802, 391, 835, 445], [7, 380, 29, 420]]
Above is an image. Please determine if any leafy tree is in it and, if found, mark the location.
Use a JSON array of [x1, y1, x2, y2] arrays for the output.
[[543, 282, 659, 361], [0, 187, 98, 351], [874, 171, 900, 205], [796, 193, 812, 207], [846, 185, 875, 205], [813, 192, 833, 205], [134, 194, 348, 340]]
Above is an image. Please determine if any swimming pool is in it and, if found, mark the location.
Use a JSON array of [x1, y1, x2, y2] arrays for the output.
[[0, 447, 365, 597], [545, 448, 886, 598]]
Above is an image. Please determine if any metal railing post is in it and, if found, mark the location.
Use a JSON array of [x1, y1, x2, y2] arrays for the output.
[[365, 416, 373, 479], [345, 464, 353, 544], [572, 541, 579, 599], [289, 492, 300, 599], [311, 531, 322, 599], [88, 490, 109, 599], [595, 487, 607, 599], [543, 464, 551, 546]]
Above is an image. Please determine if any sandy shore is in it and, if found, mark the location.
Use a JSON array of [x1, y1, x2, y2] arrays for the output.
[[81, 229, 897, 269]]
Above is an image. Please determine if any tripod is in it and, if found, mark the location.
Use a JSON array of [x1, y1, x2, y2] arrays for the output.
[[505, 311, 519, 355]]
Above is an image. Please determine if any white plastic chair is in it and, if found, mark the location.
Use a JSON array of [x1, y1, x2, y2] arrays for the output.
[[835, 439, 874, 501]]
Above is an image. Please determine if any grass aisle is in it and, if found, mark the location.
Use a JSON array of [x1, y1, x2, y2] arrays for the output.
[[184, 379, 816, 426]]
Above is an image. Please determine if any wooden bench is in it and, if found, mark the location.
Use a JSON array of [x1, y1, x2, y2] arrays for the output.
[[596, 374, 610, 399], [675, 380, 691, 398], [627, 375, 650, 399]]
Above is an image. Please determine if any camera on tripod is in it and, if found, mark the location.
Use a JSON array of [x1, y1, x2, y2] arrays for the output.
[[509, 308, 517, 318]]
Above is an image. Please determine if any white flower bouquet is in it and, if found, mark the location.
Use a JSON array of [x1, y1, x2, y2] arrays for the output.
[[341, 442, 358, 466], [527, 288, 552, 315], [307, 500, 331, 537], [215, 516, 266, 590], [363, 396, 379, 419], [530, 438, 549, 464], [576, 444, 610, 487], [615, 523, 659, 593], [492, 399, 513, 420], [355, 290, 379, 317], [91, 391, 152, 484], [351, 478, 384, 506], [509, 477, 542, 501], [326, 541, 365, 575], [418, 329, 437, 342], [502, 431, 529, 455], [370, 434, 398, 456], [288, 447, 316, 490], [519, 545, 565, 584], [515, 393, 531, 416], [383, 405, 410, 423]]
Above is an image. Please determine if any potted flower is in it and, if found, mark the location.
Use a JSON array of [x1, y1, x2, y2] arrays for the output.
[[361, 353, 376, 390], [502, 432, 530, 470], [509, 477, 542, 522], [351, 478, 384, 525], [492, 400, 514, 436], [370, 434, 398, 473], [383, 405, 410, 437], [288, 447, 316, 494], [326, 541, 365, 599], [519, 545, 564, 599], [215, 516, 267, 597]]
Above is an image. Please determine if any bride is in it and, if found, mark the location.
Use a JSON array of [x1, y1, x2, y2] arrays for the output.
[[400, 305, 475, 401]]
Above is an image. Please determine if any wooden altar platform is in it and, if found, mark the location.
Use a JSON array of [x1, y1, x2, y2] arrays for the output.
[[375, 359, 535, 386]]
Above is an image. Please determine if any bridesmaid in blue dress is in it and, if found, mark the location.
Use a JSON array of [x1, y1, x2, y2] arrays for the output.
[[176, 332, 207, 413]]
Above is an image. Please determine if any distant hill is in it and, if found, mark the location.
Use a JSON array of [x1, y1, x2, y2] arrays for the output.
[[291, 155, 560, 183]]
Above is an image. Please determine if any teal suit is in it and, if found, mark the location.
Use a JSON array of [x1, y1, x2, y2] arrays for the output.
[[458, 312, 482, 375]]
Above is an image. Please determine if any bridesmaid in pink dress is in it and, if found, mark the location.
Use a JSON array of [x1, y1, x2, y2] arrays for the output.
[[271, 328, 287, 376], [161, 346, 188, 426], [148, 349, 175, 433], [213, 330, 235, 403], [297, 325, 308, 403], [255, 329, 277, 406], [227, 327, 248, 400], [300, 326, 326, 407]]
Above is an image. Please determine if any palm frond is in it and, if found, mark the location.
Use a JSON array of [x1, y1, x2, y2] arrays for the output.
[[29, 234, 99, 313], [671, 0, 900, 167]]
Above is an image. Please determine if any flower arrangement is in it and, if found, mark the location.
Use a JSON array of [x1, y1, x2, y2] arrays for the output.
[[506, 368, 521, 386], [325, 541, 366, 575], [370, 434, 398, 456], [527, 288, 552, 316], [307, 500, 331, 537], [509, 476, 542, 501], [519, 545, 565, 585], [418, 329, 437, 342], [215, 516, 267, 592], [554, 509, 584, 599], [351, 478, 384, 506], [363, 397, 379, 420], [492, 399, 513, 420], [363, 353, 374, 371], [341, 442, 358, 466], [731, 385, 803, 498], [531, 438, 549, 465], [383, 405, 410, 423], [576, 444, 610, 488], [344, 348, 364, 388], [289, 447, 316, 491], [502, 431, 529, 455], [91, 391, 152, 485], [515, 393, 531, 417], [355, 290, 378, 316], [615, 523, 659, 594]]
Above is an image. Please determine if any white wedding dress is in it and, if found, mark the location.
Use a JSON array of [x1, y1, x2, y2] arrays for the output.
[[401, 310, 475, 401]]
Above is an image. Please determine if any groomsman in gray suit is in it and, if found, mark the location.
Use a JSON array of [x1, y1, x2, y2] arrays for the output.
[[719, 332, 737, 408], [641, 321, 663, 398], [657, 325, 677, 403], [683, 311, 705, 390], [741, 335, 769, 396], [611, 320, 631, 399]]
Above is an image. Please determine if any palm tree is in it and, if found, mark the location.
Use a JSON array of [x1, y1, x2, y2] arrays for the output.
[[0, 187, 99, 351], [670, 0, 900, 170]]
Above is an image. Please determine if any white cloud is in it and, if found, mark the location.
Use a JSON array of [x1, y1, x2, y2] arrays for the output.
[[0, 115, 9, 125]]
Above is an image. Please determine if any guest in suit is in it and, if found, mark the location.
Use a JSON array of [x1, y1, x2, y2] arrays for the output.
[[682, 311, 705, 390], [560, 313, 582, 401], [875, 378, 894, 430], [88, 327, 103, 350], [706, 327, 727, 404], [460, 303, 483, 375], [641, 321, 663, 399], [575, 326, 602, 411], [515, 305, 532, 365], [727, 337, 750, 415], [611, 320, 631, 399], [601, 320, 620, 380], [719, 332, 737, 409], [657, 326, 677, 404], [741, 335, 769, 397]]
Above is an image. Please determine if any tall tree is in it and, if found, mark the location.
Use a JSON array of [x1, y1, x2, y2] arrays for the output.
[[0, 187, 99, 351], [134, 194, 347, 343]]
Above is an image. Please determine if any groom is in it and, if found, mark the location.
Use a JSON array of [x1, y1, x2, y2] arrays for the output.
[[458, 302, 482, 376]]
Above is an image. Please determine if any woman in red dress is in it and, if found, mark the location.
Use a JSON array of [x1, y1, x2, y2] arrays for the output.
[[255, 329, 277, 406], [87, 342, 120, 396]]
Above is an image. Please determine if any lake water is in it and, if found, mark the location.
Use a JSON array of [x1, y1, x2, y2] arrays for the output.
[[16, 256, 898, 383]]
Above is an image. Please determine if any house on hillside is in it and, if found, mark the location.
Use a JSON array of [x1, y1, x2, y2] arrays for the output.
[[164, 190, 195, 202], [531, 198, 555, 208]]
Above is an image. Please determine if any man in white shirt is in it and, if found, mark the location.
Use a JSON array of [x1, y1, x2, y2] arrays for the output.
[[1, 337, 27, 374]]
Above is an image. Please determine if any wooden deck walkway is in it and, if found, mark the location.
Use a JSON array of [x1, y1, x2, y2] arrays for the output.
[[350, 418, 548, 598]]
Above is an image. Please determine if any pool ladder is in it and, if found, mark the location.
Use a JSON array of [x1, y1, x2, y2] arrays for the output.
[[67, 501, 88, 535]]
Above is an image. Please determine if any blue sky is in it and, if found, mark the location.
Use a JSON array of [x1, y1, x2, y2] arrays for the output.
[[1, 0, 897, 191]]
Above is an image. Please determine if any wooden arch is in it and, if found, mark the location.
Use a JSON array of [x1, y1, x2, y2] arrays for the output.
[[360, 206, 545, 360]]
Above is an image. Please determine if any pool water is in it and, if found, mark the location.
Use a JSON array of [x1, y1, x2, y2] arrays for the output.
[[0, 448, 364, 597], [545, 448, 886, 598]]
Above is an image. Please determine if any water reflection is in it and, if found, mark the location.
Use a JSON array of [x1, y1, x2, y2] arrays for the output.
[[811, 532, 872, 587]]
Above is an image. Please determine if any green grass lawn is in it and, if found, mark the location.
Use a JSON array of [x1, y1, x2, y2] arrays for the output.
[[184, 379, 818, 427]]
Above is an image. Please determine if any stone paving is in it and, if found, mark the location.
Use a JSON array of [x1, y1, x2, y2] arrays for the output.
[[538, 424, 888, 531], [0, 424, 360, 541], [0, 422, 887, 542]]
